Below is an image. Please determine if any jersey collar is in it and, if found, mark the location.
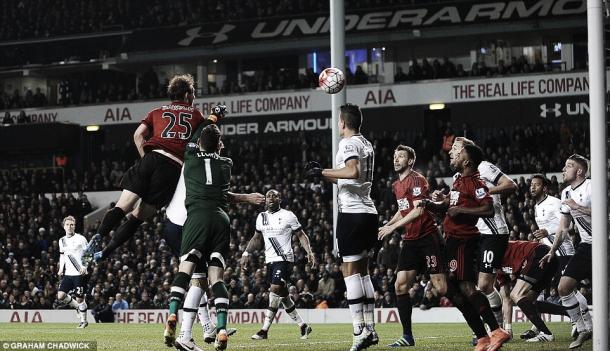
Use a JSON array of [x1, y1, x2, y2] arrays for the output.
[[536, 194, 548, 206]]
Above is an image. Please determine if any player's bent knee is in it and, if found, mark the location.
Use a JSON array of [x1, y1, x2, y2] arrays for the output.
[[190, 277, 206, 288]]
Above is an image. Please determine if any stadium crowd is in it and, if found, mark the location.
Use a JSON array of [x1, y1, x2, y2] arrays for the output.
[[1, 54, 580, 110], [0, 117, 595, 315]]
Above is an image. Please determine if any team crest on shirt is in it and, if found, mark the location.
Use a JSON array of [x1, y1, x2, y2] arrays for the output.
[[412, 187, 421, 196], [397, 198, 410, 211], [475, 188, 486, 199], [449, 259, 458, 272], [344, 144, 355, 152]]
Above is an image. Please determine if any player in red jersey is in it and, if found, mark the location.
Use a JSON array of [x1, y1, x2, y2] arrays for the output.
[[378, 145, 446, 347], [497, 241, 558, 343], [421, 144, 510, 351], [84, 74, 226, 263]]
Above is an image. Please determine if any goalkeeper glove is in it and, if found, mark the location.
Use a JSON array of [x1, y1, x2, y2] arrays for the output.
[[208, 104, 227, 123]]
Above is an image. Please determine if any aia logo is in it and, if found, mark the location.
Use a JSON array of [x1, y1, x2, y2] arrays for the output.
[[449, 259, 458, 272], [539, 103, 562, 118]]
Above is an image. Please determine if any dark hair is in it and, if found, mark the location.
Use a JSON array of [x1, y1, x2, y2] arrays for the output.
[[531, 174, 548, 186], [199, 124, 221, 152], [395, 145, 416, 162], [568, 154, 589, 174], [462, 143, 484, 169], [339, 103, 362, 131], [167, 74, 194, 101]]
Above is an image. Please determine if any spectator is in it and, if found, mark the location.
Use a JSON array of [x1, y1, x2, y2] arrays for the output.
[[132, 291, 154, 309], [316, 271, 335, 300], [112, 293, 129, 311], [394, 66, 408, 82], [16, 111, 29, 124], [93, 297, 114, 323], [2, 112, 13, 124], [354, 66, 368, 84]]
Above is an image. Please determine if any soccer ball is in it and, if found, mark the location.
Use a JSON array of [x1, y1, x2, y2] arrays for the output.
[[318, 67, 345, 94]]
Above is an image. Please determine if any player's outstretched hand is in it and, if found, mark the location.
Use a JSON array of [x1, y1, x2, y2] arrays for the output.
[[246, 192, 265, 205], [79, 267, 87, 275], [305, 161, 323, 178], [210, 104, 228, 121], [431, 189, 447, 202], [533, 228, 549, 240], [539, 250, 555, 268], [378, 225, 394, 240]]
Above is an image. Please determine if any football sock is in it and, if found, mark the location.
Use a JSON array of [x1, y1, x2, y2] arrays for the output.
[[447, 284, 488, 339], [396, 294, 413, 337], [561, 291, 586, 332], [262, 292, 282, 331], [97, 207, 125, 237], [102, 215, 142, 259], [180, 285, 204, 339], [78, 301, 87, 323], [469, 290, 500, 331], [486, 289, 504, 326], [198, 293, 214, 332], [281, 296, 304, 326], [574, 290, 593, 330], [533, 300, 568, 316], [345, 273, 365, 335], [517, 298, 551, 335], [169, 272, 190, 315], [212, 282, 229, 331], [361, 275, 376, 331]]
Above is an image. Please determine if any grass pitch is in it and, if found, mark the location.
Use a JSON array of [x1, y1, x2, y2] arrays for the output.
[[0, 322, 590, 351]]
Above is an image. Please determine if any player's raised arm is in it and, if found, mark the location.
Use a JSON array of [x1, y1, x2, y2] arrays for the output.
[[227, 192, 265, 205], [488, 174, 517, 195]]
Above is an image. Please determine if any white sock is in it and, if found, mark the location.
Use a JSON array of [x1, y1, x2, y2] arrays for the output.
[[281, 296, 304, 326], [574, 290, 592, 330], [262, 292, 282, 331], [198, 293, 214, 333], [345, 273, 365, 335], [78, 302, 87, 323], [361, 275, 376, 331], [486, 289, 503, 326], [504, 322, 512, 334], [181, 285, 204, 340], [561, 291, 586, 332]]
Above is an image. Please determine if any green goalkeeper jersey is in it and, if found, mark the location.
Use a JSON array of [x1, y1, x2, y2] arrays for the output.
[[183, 124, 232, 211]]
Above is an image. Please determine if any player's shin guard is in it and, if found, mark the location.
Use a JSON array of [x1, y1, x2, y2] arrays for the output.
[[395, 294, 413, 337], [345, 273, 365, 335], [212, 281, 229, 331], [361, 275, 376, 331], [180, 285, 204, 340], [97, 207, 125, 237], [447, 284, 488, 339], [517, 298, 551, 335], [469, 291, 500, 331], [561, 291, 587, 332], [169, 272, 191, 315], [262, 292, 282, 331], [78, 302, 88, 323], [102, 215, 143, 259], [486, 289, 503, 326], [281, 296, 304, 326]]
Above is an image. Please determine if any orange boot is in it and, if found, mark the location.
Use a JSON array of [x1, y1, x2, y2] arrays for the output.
[[474, 336, 491, 351], [488, 328, 511, 351]]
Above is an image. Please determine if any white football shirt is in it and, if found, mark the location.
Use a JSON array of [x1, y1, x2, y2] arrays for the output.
[[256, 209, 301, 263], [535, 195, 575, 256], [166, 167, 187, 226], [335, 134, 377, 214], [469, 161, 509, 235], [560, 179, 592, 244], [59, 233, 88, 276]]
